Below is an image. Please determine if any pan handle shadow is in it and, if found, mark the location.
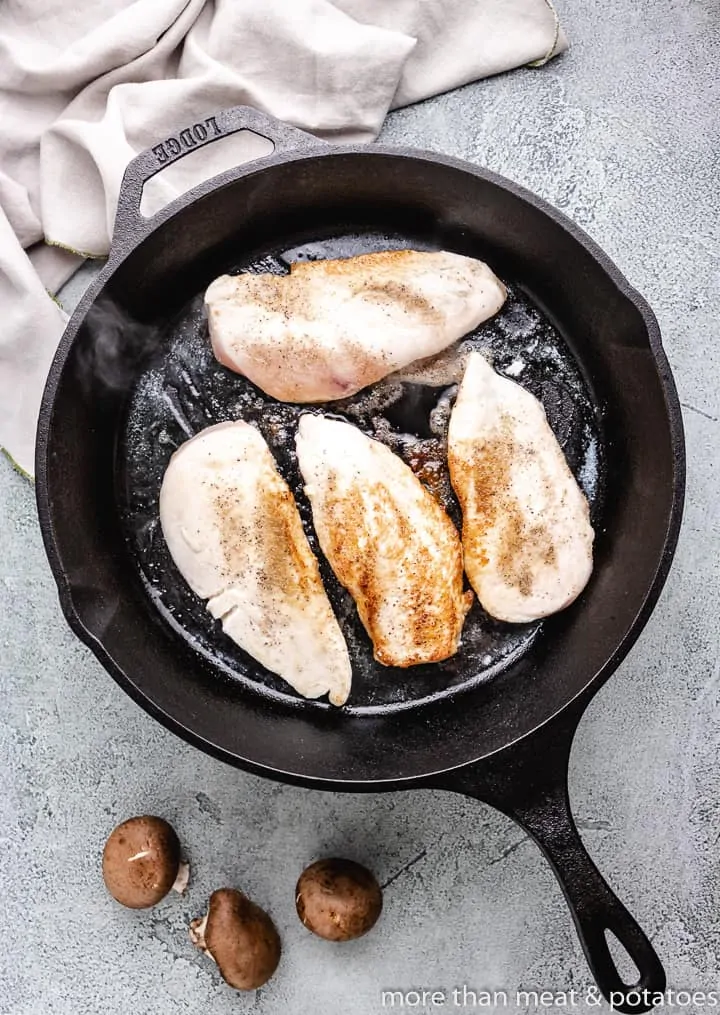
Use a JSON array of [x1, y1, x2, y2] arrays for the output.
[[431, 700, 666, 1014]]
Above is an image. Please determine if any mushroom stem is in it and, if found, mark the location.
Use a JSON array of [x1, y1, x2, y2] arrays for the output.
[[172, 860, 190, 895], [189, 914, 213, 958]]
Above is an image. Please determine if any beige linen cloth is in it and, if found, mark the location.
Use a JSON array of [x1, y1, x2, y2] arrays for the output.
[[0, 0, 566, 477]]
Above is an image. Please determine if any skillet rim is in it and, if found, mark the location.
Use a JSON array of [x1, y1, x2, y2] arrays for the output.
[[34, 144, 687, 787]]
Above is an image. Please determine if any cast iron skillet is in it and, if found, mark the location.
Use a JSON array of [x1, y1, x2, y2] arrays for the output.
[[36, 106, 684, 1012]]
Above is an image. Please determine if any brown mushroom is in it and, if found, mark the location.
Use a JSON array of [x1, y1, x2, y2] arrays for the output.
[[295, 858, 383, 941], [190, 888, 281, 990], [102, 815, 189, 909]]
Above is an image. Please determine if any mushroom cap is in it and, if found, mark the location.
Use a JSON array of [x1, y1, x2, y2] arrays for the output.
[[194, 889, 281, 991], [295, 858, 383, 941], [102, 815, 181, 909]]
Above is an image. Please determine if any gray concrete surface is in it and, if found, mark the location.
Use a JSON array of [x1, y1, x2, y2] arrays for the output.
[[1, 2, 718, 1013]]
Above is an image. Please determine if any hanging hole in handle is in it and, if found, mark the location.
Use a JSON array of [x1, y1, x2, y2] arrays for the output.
[[138, 129, 275, 218], [605, 929, 643, 988]]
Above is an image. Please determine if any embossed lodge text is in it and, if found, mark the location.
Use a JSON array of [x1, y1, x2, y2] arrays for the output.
[[152, 116, 222, 163]]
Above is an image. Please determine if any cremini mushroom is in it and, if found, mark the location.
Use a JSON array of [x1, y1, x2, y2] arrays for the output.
[[102, 815, 189, 909], [190, 888, 281, 990], [295, 858, 383, 941]]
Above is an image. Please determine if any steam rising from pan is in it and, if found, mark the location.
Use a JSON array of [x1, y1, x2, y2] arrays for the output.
[[78, 299, 158, 397]]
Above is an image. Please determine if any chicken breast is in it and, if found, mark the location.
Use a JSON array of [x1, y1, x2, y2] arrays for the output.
[[448, 352, 594, 623], [206, 250, 506, 402], [296, 415, 473, 668], [159, 420, 351, 705]]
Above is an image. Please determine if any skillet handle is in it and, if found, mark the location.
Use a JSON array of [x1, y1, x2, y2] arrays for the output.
[[434, 704, 665, 1013], [114, 105, 324, 240]]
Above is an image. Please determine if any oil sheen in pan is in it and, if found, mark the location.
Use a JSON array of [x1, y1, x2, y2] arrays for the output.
[[117, 232, 606, 714]]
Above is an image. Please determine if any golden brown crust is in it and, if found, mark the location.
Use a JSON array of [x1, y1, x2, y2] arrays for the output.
[[291, 252, 443, 325], [209, 251, 467, 402], [211, 461, 320, 600], [289, 249, 432, 278], [448, 414, 559, 598], [207, 250, 508, 405], [314, 464, 471, 667]]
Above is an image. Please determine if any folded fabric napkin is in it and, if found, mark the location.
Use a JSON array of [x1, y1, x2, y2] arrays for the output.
[[0, 0, 566, 477]]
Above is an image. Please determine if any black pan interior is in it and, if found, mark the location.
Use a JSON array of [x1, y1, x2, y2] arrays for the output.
[[40, 152, 679, 782], [117, 231, 604, 715]]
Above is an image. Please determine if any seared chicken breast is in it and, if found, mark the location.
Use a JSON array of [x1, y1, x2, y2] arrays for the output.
[[296, 415, 473, 667], [206, 250, 506, 402], [159, 420, 351, 705], [448, 352, 594, 623]]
